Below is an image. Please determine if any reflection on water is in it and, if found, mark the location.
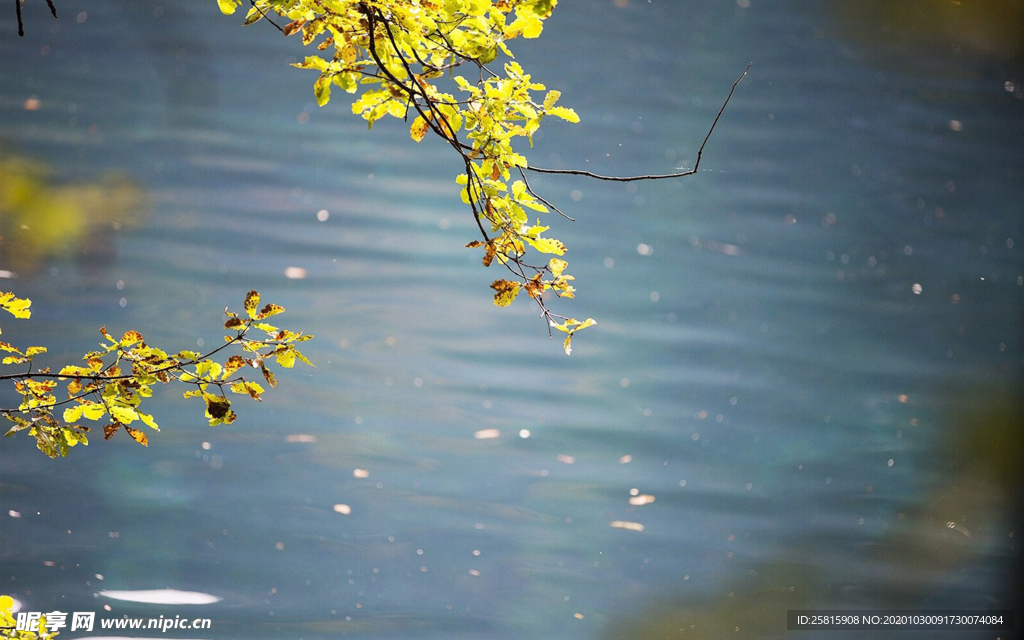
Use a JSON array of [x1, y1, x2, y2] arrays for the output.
[[0, 146, 147, 274], [0, 0, 1020, 638], [601, 389, 1022, 640], [835, 0, 1024, 61], [99, 589, 221, 605]]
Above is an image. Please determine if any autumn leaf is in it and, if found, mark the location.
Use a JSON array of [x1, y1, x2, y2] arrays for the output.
[[283, 18, 306, 36], [256, 303, 285, 319], [222, 355, 246, 378], [244, 290, 261, 318], [206, 397, 232, 419], [120, 330, 144, 347], [491, 279, 521, 307], [124, 426, 149, 446], [410, 116, 430, 142], [262, 365, 278, 388]]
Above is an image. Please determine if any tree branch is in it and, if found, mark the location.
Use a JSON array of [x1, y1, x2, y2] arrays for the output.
[[526, 62, 751, 182], [15, 0, 58, 37]]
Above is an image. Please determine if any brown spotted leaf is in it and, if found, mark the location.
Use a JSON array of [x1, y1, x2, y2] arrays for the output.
[[261, 365, 278, 389], [490, 279, 521, 307], [124, 426, 149, 446], [410, 116, 430, 142], [244, 290, 261, 319], [103, 422, 121, 440], [256, 303, 285, 320], [482, 241, 498, 267], [222, 355, 246, 379], [524, 274, 545, 299], [282, 18, 306, 35], [207, 397, 232, 419]]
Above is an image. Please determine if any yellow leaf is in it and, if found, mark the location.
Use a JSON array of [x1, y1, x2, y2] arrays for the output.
[[525, 237, 566, 255], [109, 405, 138, 425], [81, 403, 106, 420], [276, 348, 297, 368], [244, 290, 261, 318], [63, 405, 84, 423], [256, 303, 285, 319], [575, 318, 597, 331], [124, 426, 148, 446], [410, 116, 430, 142], [139, 412, 160, 431], [490, 279, 521, 307], [231, 381, 265, 400], [547, 105, 580, 123], [549, 258, 568, 276], [0, 292, 31, 319], [314, 75, 332, 107], [222, 355, 246, 379]]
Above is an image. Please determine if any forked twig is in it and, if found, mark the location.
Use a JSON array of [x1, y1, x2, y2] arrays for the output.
[[526, 62, 752, 181], [15, 0, 58, 37]]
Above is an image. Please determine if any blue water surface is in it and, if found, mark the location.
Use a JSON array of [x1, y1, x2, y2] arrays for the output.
[[1, 1, 1021, 639]]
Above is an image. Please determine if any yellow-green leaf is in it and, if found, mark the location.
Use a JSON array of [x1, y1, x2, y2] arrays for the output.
[[410, 116, 430, 142], [63, 405, 85, 423], [314, 75, 332, 107], [547, 105, 580, 123], [525, 237, 566, 255], [223, 355, 246, 379], [276, 348, 296, 368], [244, 290, 261, 319], [139, 412, 160, 431], [81, 403, 106, 420], [256, 303, 285, 319], [490, 279, 521, 307], [231, 381, 265, 400], [109, 405, 138, 425], [0, 292, 31, 319]]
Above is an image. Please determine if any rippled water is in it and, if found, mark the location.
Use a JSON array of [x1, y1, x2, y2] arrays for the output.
[[1, 1, 1021, 639]]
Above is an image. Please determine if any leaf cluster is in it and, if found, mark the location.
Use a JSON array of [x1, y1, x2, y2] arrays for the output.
[[1, 291, 312, 458], [0, 595, 52, 639], [219, 0, 596, 352]]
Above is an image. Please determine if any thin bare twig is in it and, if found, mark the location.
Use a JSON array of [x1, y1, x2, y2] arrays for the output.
[[15, 0, 58, 36], [517, 167, 574, 221], [250, 0, 283, 32], [525, 62, 751, 181]]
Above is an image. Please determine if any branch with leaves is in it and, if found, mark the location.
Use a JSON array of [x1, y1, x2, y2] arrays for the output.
[[219, 0, 747, 355], [1, 290, 313, 458]]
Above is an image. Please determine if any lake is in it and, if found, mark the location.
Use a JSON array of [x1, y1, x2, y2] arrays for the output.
[[1, 1, 1021, 638]]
